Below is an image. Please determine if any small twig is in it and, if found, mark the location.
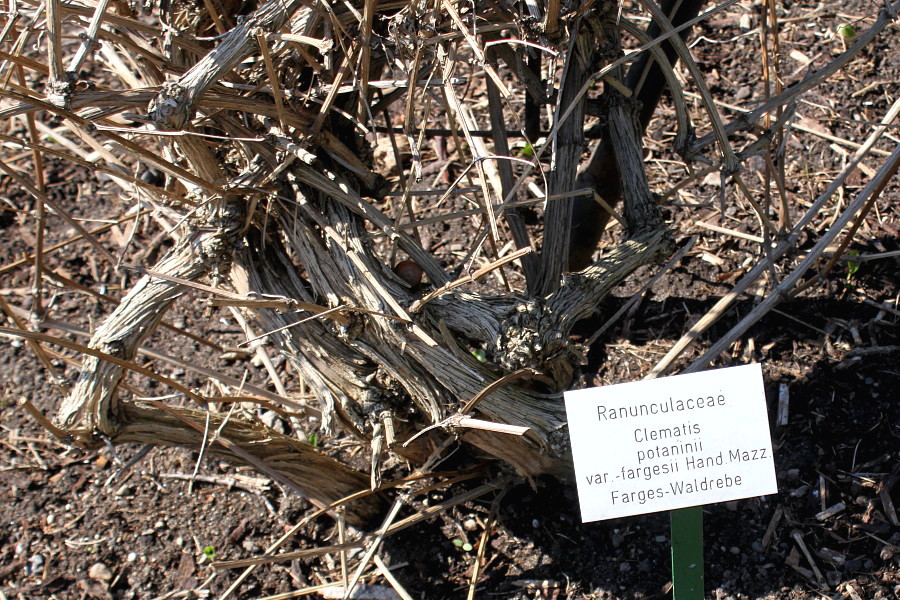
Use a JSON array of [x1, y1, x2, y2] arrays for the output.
[[694, 221, 765, 243], [466, 483, 508, 600], [684, 92, 893, 157], [633, 0, 740, 171], [239, 305, 352, 345], [0, 157, 117, 265], [44, 0, 67, 102], [18, 397, 70, 443], [762, 506, 784, 549], [587, 237, 696, 346], [105, 444, 153, 486], [338, 510, 349, 592], [13, 309, 305, 412], [777, 383, 790, 426], [160, 472, 270, 495], [461, 368, 553, 414], [66, 0, 111, 75], [344, 497, 404, 599], [828, 249, 900, 263], [402, 412, 530, 449], [190, 406, 214, 494], [647, 95, 900, 378], [440, 0, 510, 98], [409, 247, 532, 313], [686, 142, 900, 374], [791, 530, 825, 585], [689, 0, 900, 156], [0, 295, 69, 397], [793, 163, 895, 295], [373, 555, 413, 600], [215, 541, 366, 569], [815, 502, 846, 521], [373, 125, 543, 138], [0, 327, 209, 405], [863, 298, 900, 317]]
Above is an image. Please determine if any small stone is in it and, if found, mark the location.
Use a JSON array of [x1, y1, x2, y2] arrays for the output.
[[89, 562, 113, 582], [139, 168, 165, 187], [619, 561, 632, 572], [26, 554, 44, 575], [751, 542, 765, 553], [531, 519, 540, 528], [702, 171, 722, 187], [393, 260, 423, 287], [655, 535, 668, 543], [730, 546, 741, 555], [259, 410, 286, 434], [126, 552, 138, 563], [462, 518, 478, 532], [747, 155, 766, 173], [242, 539, 261, 553], [46, 514, 55, 525]]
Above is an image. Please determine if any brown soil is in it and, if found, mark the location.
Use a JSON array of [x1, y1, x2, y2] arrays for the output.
[[1, 0, 898, 598]]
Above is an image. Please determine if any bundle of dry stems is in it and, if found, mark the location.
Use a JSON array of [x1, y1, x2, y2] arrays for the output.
[[0, 0, 898, 546]]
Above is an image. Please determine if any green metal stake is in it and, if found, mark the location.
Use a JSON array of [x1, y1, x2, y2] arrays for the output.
[[670, 506, 704, 600]]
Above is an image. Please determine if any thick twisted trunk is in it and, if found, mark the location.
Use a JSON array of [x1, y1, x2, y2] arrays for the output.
[[42, 0, 672, 529]]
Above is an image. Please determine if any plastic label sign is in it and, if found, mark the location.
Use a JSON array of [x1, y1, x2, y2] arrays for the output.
[[565, 364, 777, 522]]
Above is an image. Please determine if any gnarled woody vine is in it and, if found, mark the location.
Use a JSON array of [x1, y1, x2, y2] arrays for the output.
[[33, 0, 669, 523], [3, 0, 893, 526]]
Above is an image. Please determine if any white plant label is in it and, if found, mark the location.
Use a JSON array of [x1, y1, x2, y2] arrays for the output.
[[564, 364, 777, 522]]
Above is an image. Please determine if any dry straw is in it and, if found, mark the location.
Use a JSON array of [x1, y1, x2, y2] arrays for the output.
[[1, 0, 897, 550]]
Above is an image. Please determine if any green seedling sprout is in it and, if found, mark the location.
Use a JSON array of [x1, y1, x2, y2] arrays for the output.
[[203, 545, 216, 560], [308, 432, 318, 447], [837, 23, 856, 39], [836, 23, 856, 51], [845, 250, 861, 282]]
